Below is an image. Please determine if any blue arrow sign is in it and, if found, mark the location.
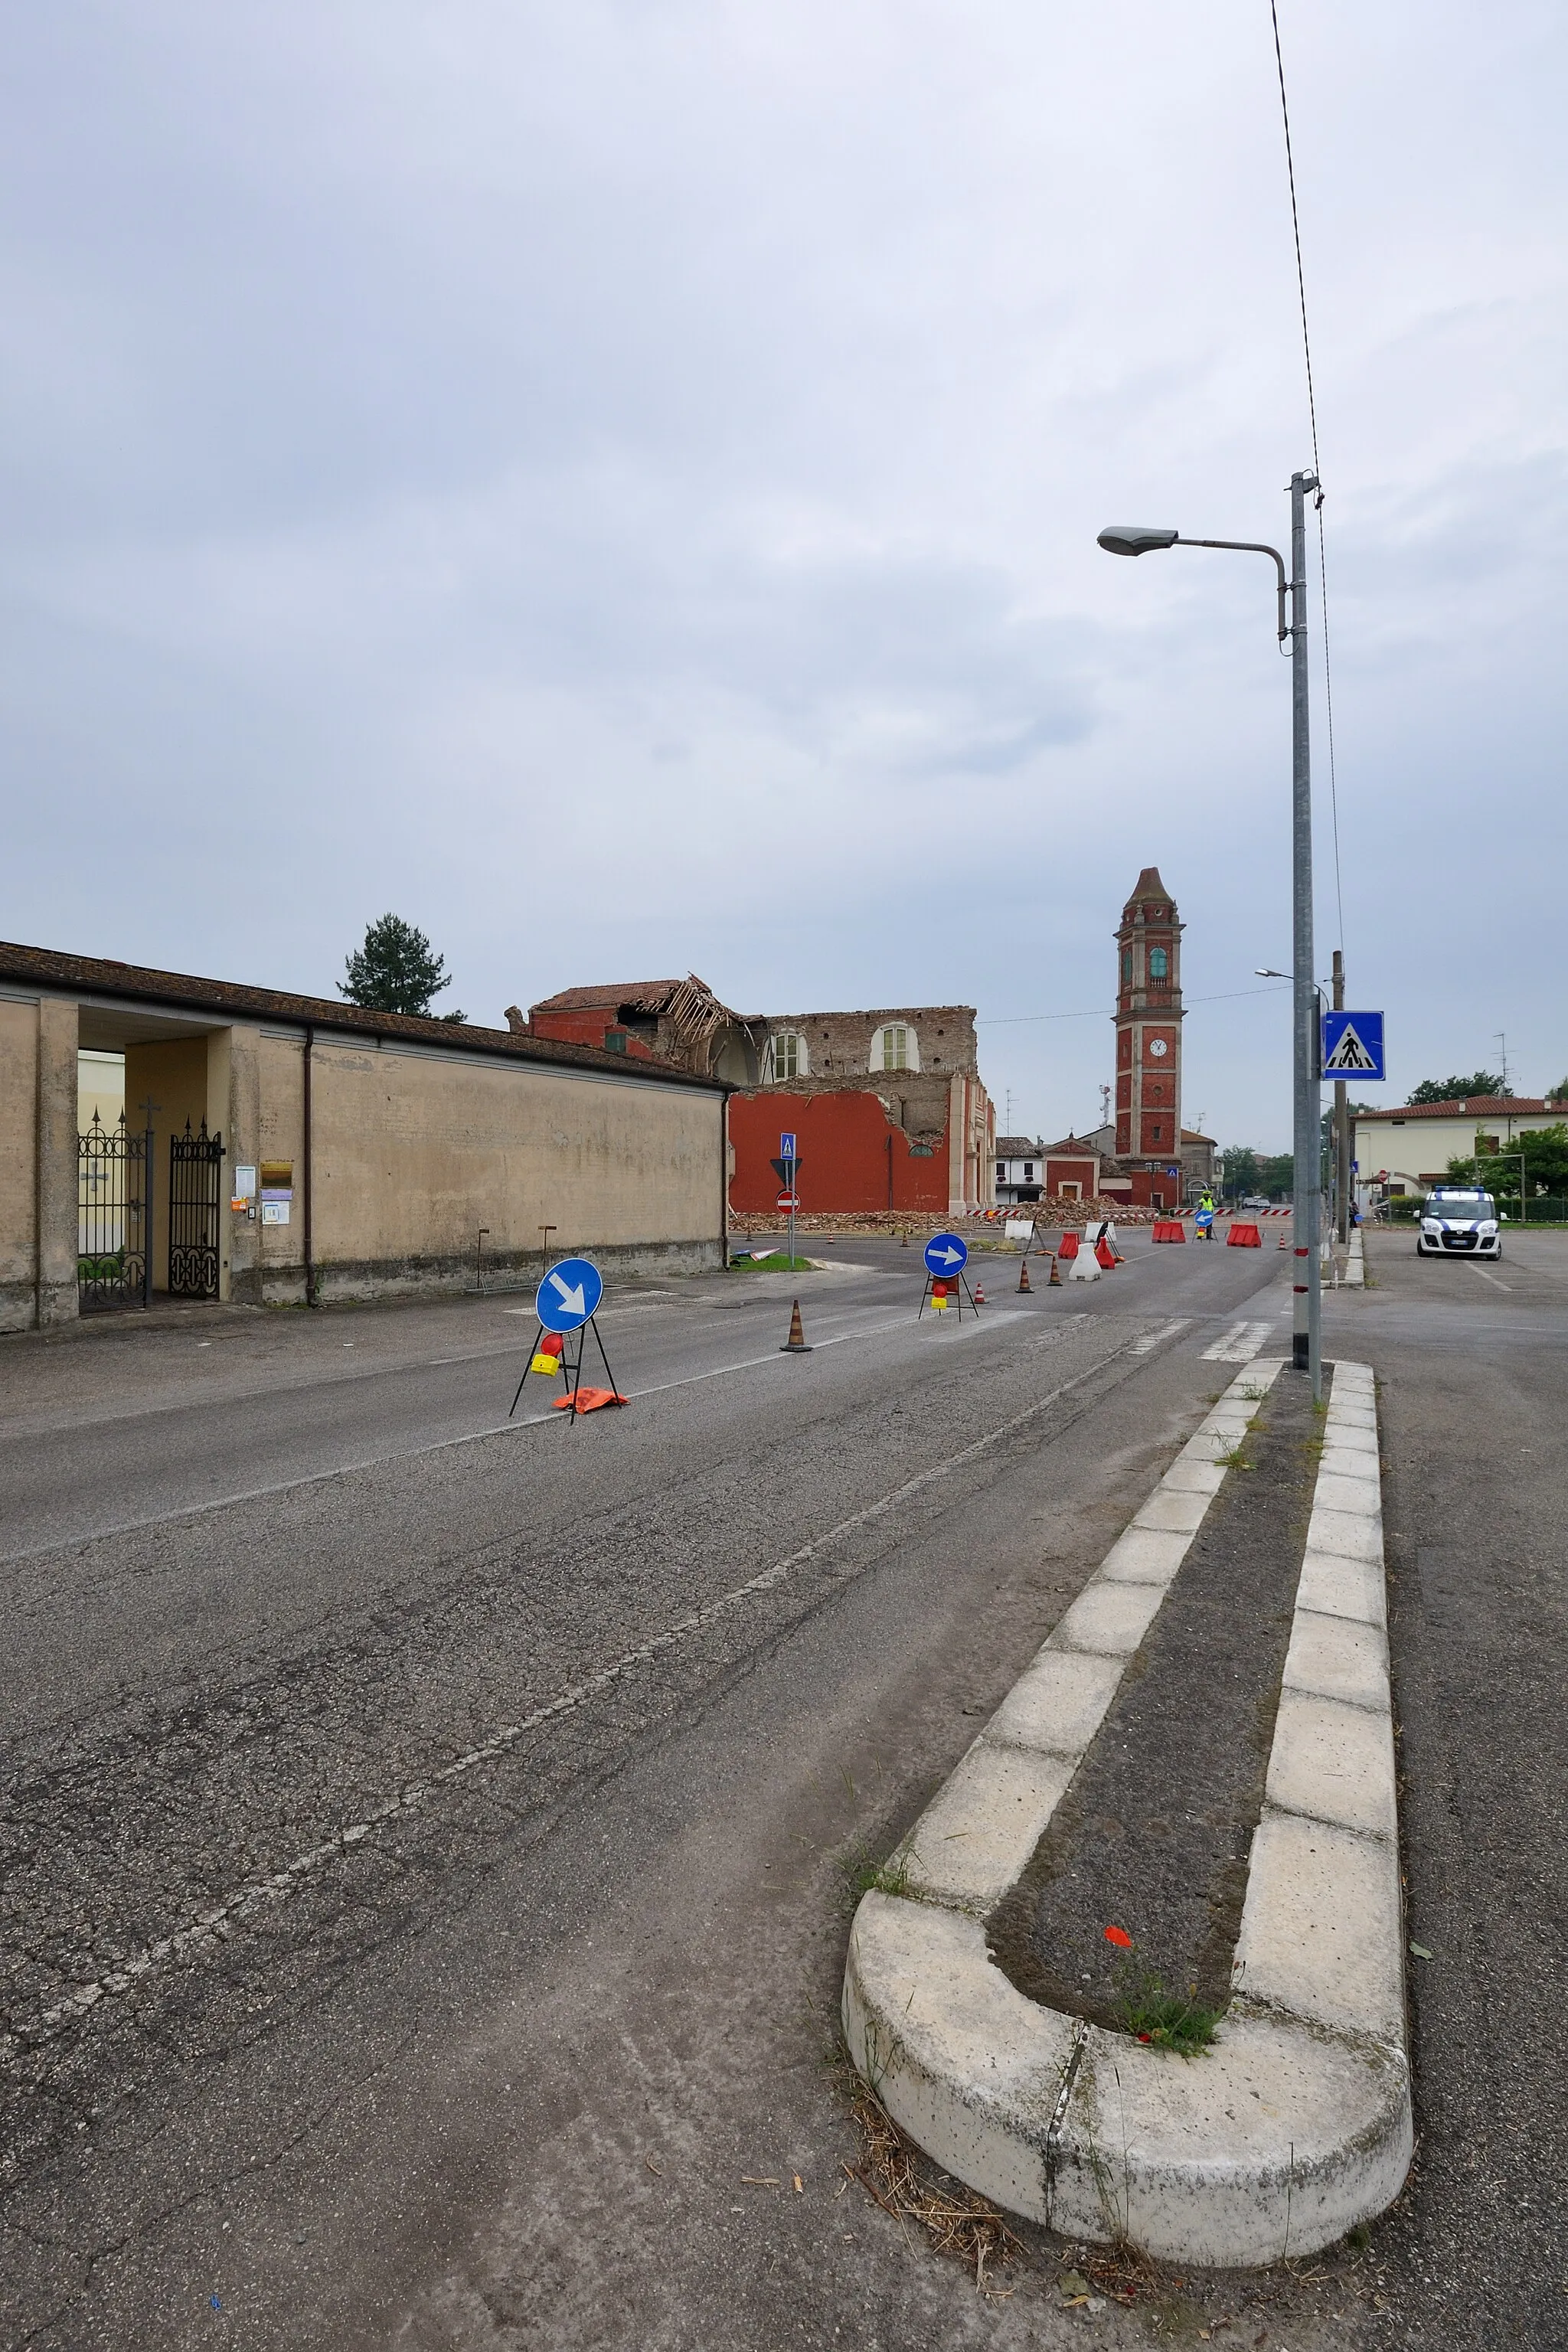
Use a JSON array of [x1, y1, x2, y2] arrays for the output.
[[535, 1255, 603, 1334], [923, 1232, 969, 1276], [1321, 1010, 1385, 1080]]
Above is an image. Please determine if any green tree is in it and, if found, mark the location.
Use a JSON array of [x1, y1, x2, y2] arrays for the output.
[[1259, 1152, 1296, 1199], [1547, 1078, 1568, 1104], [1220, 1145, 1259, 1200], [1444, 1125, 1568, 1209], [1406, 1070, 1509, 1105], [340, 914, 465, 1022]]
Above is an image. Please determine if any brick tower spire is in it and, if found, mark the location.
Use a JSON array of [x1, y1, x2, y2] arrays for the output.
[[1114, 868, 1184, 1200]]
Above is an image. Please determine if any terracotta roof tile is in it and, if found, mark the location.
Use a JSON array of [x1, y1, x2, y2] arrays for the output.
[[0, 940, 725, 1089]]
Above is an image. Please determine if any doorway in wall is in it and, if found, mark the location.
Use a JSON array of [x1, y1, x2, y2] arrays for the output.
[[168, 1120, 225, 1298], [78, 1102, 151, 1312]]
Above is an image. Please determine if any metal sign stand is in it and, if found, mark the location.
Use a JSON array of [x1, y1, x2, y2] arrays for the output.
[[917, 1269, 978, 1320], [771, 1135, 801, 1267], [508, 1312, 623, 1424]]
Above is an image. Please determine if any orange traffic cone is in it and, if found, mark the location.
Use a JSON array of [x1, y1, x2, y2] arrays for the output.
[[781, 1298, 812, 1352], [1018, 1259, 1032, 1293], [1048, 1253, 1063, 1286], [1277, 1227, 1289, 1249], [974, 1282, 986, 1305]]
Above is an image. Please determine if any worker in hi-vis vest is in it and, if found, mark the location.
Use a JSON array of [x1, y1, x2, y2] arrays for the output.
[[1194, 1192, 1216, 1239]]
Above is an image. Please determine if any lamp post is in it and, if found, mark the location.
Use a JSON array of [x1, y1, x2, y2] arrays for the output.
[[1099, 472, 1322, 1398]]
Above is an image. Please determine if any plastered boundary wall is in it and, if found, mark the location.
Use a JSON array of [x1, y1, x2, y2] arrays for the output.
[[843, 1359, 1410, 2266], [256, 1027, 726, 1305], [0, 991, 727, 1328]]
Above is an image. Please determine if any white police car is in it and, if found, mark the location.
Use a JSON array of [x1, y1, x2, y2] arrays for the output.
[[1416, 1187, 1501, 1259]]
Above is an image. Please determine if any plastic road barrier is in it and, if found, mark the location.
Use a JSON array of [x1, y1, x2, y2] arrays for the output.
[[1057, 1231, 1080, 1260], [1152, 1220, 1186, 1242], [1228, 1221, 1263, 1247]]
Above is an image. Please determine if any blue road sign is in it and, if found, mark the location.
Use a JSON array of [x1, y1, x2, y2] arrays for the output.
[[779, 1131, 797, 1159], [923, 1232, 968, 1276], [536, 1256, 603, 1334], [1321, 1010, 1385, 1080]]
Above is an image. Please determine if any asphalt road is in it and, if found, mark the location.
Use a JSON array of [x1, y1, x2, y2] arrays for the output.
[[1, 1225, 1561, 2348]]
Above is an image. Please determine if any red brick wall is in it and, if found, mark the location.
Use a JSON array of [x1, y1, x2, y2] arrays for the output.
[[1045, 1155, 1097, 1197], [728, 1089, 950, 1215], [529, 1007, 658, 1060]]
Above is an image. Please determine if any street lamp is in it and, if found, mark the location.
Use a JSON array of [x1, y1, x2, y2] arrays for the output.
[[1099, 473, 1322, 1397]]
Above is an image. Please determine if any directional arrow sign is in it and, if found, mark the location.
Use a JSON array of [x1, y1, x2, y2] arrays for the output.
[[923, 1232, 969, 1276], [534, 1255, 603, 1334], [1321, 1011, 1385, 1080]]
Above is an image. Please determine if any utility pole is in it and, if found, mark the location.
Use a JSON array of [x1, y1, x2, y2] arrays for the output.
[[1289, 469, 1322, 1396], [1332, 949, 1350, 1245]]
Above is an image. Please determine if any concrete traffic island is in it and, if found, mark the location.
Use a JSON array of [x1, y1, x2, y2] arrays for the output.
[[842, 1357, 1410, 2265]]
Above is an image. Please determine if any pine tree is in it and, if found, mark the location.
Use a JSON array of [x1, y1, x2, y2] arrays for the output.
[[340, 915, 465, 1022]]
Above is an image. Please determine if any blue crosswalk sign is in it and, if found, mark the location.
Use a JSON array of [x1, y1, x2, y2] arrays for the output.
[[780, 1132, 797, 1158], [535, 1256, 603, 1334], [923, 1232, 968, 1276], [1321, 1011, 1385, 1080]]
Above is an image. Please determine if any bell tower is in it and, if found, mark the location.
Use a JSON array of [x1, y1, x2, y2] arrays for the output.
[[1114, 868, 1184, 1174]]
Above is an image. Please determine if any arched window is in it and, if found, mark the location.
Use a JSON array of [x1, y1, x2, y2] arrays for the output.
[[871, 1023, 919, 1073], [1149, 946, 1168, 982], [763, 1031, 807, 1083], [1122, 949, 1133, 983]]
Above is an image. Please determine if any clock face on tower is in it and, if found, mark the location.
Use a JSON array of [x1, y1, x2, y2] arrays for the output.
[[1148, 1037, 1168, 1057]]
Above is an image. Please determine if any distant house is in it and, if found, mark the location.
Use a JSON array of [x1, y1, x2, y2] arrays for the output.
[[1181, 1128, 1217, 1197], [1042, 1137, 1101, 1202], [995, 1135, 1102, 1206], [1351, 1096, 1568, 1200], [995, 1135, 1045, 1203]]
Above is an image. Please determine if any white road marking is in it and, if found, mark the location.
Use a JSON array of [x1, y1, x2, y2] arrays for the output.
[[1130, 1318, 1190, 1355], [1468, 1266, 1512, 1292], [1200, 1321, 1275, 1364], [0, 1305, 1084, 1566], [2, 1329, 1147, 2064]]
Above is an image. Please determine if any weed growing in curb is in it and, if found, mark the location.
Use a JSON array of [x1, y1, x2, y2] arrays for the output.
[[1113, 1965, 1222, 2057], [1215, 1442, 1253, 1472], [840, 1844, 913, 1912]]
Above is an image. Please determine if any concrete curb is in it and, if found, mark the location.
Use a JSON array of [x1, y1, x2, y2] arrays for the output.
[[843, 1360, 1410, 2266], [1346, 1229, 1366, 1287]]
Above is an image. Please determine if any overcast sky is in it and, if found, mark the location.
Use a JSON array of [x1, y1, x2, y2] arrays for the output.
[[3, 2, 1563, 1147]]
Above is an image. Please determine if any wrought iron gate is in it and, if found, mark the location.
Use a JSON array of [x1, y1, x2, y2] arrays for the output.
[[79, 1112, 152, 1312], [168, 1118, 224, 1298]]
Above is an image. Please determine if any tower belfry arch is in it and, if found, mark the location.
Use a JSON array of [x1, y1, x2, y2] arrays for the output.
[[1113, 868, 1184, 1208]]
